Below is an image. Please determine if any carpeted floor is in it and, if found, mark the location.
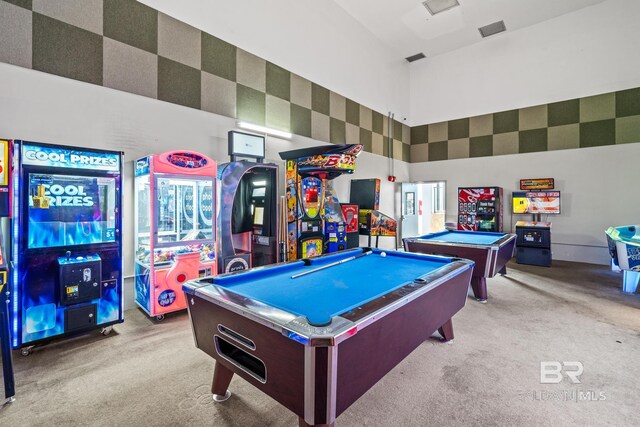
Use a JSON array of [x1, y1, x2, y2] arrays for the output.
[[1, 260, 639, 426]]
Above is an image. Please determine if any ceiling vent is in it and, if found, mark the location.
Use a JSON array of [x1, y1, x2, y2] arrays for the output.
[[478, 20, 507, 38], [405, 52, 426, 63], [422, 0, 460, 16]]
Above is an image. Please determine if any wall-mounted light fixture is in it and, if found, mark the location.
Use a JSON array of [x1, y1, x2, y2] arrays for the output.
[[237, 121, 292, 139]]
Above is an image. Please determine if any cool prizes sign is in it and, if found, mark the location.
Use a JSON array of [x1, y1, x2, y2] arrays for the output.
[[22, 144, 120, 172]]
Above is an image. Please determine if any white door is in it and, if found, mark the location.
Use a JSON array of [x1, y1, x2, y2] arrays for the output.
[[400, 182, 419, 240]]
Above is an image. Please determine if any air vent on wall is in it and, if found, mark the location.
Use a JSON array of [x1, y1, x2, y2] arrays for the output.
[[422, 0, 460, 16], [478, 20, 506, 38], [405, 52, 426, 63]]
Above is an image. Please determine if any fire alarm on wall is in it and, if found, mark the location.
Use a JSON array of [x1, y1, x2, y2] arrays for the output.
[[388, 175, 396, 182]]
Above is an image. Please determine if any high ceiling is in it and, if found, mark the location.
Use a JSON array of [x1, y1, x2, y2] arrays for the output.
[[333, 0, 607, 61]]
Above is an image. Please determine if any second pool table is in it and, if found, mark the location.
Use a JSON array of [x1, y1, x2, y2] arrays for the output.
[[403, 230, 516, 302], [183, 248, 474, 426]]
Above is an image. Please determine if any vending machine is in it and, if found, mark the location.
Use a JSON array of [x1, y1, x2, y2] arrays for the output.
[[0, 139, 14, 400], [10, 141, 123, 353], [457, 186, 503, 232], [280, 144, 362, 260], [134, 151, 217, 320]]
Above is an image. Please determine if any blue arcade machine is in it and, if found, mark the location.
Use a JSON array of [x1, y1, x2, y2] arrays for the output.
[[10, 141, 123, 355]]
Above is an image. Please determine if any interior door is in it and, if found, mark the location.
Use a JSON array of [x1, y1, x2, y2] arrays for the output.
[[400, 182, 419, 240]]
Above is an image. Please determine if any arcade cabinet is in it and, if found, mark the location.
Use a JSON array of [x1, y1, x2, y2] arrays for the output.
[[0, 139, 14, 401], [349, 178, 397, 248], [218, 131, 279, 273], [9, 141, 123, 354], [280, 144, 362, 260], [606, 225, 640, 293], [457, 186, 503, 232], [341, 203, 360, 249], [134, 151, 217, 320]]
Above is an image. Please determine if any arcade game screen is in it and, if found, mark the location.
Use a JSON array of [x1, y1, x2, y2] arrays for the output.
[[28, 174, 117, 248]]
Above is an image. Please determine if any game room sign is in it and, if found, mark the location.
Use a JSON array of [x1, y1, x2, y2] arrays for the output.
[[520, 178, 555, 190]]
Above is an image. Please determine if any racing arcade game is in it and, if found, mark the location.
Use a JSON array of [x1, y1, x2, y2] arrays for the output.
[[280, 144, 362, 260], [218, 131, 279, 273], [10, 141, 123, 355], [134, 151, 217, 320]]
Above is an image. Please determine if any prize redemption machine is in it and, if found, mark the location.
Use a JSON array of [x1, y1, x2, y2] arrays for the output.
[[280, 144, 362, 260], [218, 131, 279, 273], [134, 152, 217, 320], [458, 186, 503, 232], [10, 141, 123, 355]]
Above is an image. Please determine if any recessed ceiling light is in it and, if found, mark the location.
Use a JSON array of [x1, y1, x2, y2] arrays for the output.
[[405, 52, 426, 63], [422, 0, 460, 16], [478, 20, 507, 38]]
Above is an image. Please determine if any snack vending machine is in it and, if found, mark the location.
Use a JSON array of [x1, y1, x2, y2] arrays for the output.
[[10, 141, 123, 353], [134, 151, 217, 320], [457, 187, 503, 232]]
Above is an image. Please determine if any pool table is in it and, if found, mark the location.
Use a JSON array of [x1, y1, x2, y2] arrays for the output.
[[183, 248, 474, 426], [403, 230, 516, 302]]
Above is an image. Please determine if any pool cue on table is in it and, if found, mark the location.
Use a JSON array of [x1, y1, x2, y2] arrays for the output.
[[278, 196, 287, 263], [291, 249, 373, 279]]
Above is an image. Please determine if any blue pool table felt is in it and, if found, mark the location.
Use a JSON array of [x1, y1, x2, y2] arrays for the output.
[[212, 250, 452, 327], [417, 230, 505, 245]]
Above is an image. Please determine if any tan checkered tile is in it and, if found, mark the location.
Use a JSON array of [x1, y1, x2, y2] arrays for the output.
[[492, 132, 519, 156], [469, 114, 492, 137], [548, 124, 579, 151], [616, 116, 640, 144], [103, 38, 157, 98], [201, 71, 236, 118], [519, 105, 547, 131], [359, 105, 372, 130], [158, 13, 201, 69], [410, 143, 429, 163], [266, 94, 290, 131], [346, 123, 359, 145], [372, 132, 384, 156], [0, 2, 32, 68], [330, 91, 345, 120], [311, 111, 330, 142], [33, 0, 103, 34], [581, 92, 615, 123], [393, 139, 403, 160], [290, 73, 311, 109], [428, 121, 448, 142], [236, 49, 265, 92], [448, 138, 470, 160]]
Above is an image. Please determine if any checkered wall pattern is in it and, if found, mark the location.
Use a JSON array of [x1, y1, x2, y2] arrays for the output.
[[410, 88, 640, 163], [0, 0, 411, 161]]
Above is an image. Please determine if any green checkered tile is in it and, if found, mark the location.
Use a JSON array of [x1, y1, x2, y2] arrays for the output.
[[519, 128, 547, 153], [402, 142, 410, 162], [359, 128, 372, 153], [616, 116, 640, 144], [290, 104, 312, 138], [312, 83, 330, 115], [158, 56, 200, 109], [33, 13, 103, 85], [346, 99, 359, 126], [3, 0, 31, 10], [372, 111, 383, 134], [393, 120, 403, 142], [104, 0, 157, 54], [266, 62, 290, 101], [411, 125, 428, 145], [382, 136, 390, 157], [330, 117, 346, 144], [616, 87, 640, 118], [448, 118, 469, 140], [493, 110, 519, 134], [236, 84, 265, 126], [548, 99, 579, 127], [469, 135, 493, 158], [580, 119, 615, 148], [402, 124, 410, 144], [201, 33, 236, 82], [428, 141, 448, 161]]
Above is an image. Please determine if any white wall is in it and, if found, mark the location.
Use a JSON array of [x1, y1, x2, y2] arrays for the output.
[[141, 0, 411, 122], [0, 63, 408, 282], [409, 0, 640, 124], [409, 144, 640, 265]]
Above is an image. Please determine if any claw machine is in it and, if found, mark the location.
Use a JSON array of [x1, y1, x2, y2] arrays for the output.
[[134, 151, 217, 320], [10, 140, 123, 353]]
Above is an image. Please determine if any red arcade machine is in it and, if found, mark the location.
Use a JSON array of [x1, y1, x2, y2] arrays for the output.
[[280, 144, 362, 260], [457, 186, 503, 232], [134, 151, 217, 320]]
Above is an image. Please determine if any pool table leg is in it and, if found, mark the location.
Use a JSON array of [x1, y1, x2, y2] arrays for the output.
[[211, 362, 233, 402], [471, 277, 488, 303], [498, 265, 507, 275], [298, 417, 334, 427], [437, 318, 454, 342]]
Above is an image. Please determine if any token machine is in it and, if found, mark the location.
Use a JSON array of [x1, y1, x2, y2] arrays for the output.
[[218, 131, 279, 273], [134, 151, 217, 320], [280, 144, 362, 260], [9, 141, 123, 353]]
